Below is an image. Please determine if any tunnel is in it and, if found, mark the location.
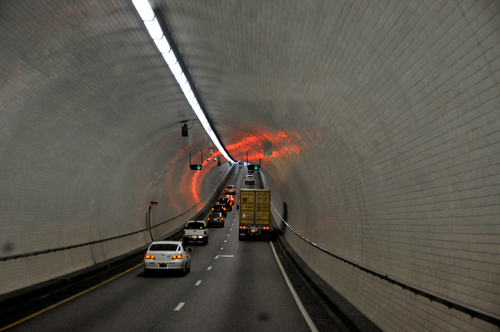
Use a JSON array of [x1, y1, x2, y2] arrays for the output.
[[0, 1, 499, 331]]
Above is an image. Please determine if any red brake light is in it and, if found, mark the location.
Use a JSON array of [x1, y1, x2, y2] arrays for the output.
[[221, 217, 223, 220], [145, 254, 155, 259], [172, 254, 182, 260], [212, 208, 214, 210], [207, 218, 210, 220]]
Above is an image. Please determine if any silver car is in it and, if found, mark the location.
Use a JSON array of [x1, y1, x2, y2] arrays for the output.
[[143, 241, 192, 276]]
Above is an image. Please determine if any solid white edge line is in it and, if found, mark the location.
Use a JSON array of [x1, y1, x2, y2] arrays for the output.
[[174, 302, 185, 311], [270, 241, 319, 332]]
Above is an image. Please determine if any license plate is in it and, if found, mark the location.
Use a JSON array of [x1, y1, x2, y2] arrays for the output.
[[250, 228, 258, 233], [159, 263, 168, 267], [192, 236, 197, 239]]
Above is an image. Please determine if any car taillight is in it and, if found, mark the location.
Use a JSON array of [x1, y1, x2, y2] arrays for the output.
[[212, 208, 214, 210], [240, 225, 246, 229], [223, 208, 226, 211], [207, 218, 210, 220], [172, 254, 182, 260], [145, 254, 155, 259], [221, 218, 224, 220]]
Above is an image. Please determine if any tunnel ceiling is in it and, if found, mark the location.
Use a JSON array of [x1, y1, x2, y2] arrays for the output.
[[2, 1, 500, 330]]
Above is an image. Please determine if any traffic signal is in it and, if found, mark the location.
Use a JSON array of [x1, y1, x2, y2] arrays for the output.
[[190, 164, 202, 170]]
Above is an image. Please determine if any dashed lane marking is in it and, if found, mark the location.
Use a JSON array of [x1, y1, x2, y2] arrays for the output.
[[207, 266, 212, 270], [220, 247, 224, 250], [174, 302, 185, 311], [195, 280, 202, 286], [215, 256, 219, 259], [224, 240, 227, 243]]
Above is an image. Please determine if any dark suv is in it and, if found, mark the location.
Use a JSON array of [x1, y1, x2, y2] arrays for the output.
[[212, 203, 227, 217], [218, 197, 232, 211], [207, 212, 224, 227]]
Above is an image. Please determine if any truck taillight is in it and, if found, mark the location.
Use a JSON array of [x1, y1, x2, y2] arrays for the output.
[[145, 254, 155, 259], [240, 225, 246, 229], [204, 231, 207, 235], [183, 231, 185, 235], [221, 217, 223, 220], [172, 254, 182, 260], [212, 208, 214, 211]]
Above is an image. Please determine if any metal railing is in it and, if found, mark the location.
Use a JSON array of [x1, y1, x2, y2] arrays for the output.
[[1, 166, 235, 263], [271, 203, 500, 327]]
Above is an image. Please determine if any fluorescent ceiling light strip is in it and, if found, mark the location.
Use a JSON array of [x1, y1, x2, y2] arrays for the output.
[[132, 0, 155, 21], [154, 36, 171, 53], [133, 0, 234, 163], [144, 18, 163, 39]]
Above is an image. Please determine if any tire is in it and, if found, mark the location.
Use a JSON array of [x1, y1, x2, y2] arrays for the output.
[[186, 261, 191, 274], [205, 238, 209, 245], [221, 222, 224, 228], [182, 263, 187, 275]]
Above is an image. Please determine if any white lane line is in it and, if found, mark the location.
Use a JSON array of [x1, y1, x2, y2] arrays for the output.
[[215, 256, 219, 259], [174, 302, 185, 311], [224, 240, 227, 243], [227, 234, 230, 237], [220, 247, 224, 250], [230, 228, 232, 231], [270, 242, 319, 332], [207, 266, 212, 270], [195, 280, 202, 286]]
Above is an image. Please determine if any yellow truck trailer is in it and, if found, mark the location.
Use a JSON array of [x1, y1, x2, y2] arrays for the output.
[[238, 189, 271, 240]]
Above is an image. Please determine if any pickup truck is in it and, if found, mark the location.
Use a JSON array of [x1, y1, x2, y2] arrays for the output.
[[183, 220, 209, 245]]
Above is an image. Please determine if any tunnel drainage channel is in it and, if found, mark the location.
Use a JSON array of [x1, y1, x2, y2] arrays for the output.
[[271, 203, 500, 327]]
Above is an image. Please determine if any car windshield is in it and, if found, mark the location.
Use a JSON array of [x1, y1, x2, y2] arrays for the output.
[[149, 244, 179, 251], [186, 222, 205, 229]]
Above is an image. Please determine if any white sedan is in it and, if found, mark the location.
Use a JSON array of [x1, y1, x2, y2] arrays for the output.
[[143, 241, 192, 276]]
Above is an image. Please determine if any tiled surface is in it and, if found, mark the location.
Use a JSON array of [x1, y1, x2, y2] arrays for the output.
[[1, 1, 499, 331]]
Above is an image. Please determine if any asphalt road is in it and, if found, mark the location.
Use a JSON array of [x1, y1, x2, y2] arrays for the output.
[[6, 166, 349, 332]]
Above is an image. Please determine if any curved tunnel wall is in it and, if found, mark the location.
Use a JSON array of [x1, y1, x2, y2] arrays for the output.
[[0, 1, 499, 332], [0, 1, 230, 296], [249, 3, 500, 331]]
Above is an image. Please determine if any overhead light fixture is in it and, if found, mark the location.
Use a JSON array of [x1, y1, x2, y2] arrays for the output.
[[132, 0, 234, 163]]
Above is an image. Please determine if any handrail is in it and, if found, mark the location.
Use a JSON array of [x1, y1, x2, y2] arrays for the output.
[[1, 166, 234, 262], [0, 202, 201, 262], [271, 203, 500, 327]]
